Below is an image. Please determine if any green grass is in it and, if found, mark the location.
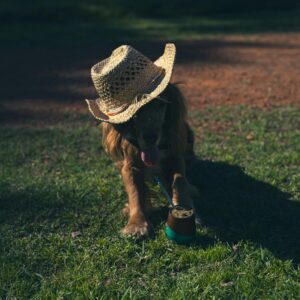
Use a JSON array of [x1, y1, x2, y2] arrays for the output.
[[1, 0, 300, 46], [1, 106, 300, 298]]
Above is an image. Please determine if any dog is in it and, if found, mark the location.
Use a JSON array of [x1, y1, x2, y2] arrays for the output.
[[101, 83, 198, 237]]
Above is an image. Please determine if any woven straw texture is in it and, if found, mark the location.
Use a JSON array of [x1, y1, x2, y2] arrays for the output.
[[86, 43, 176, 123]]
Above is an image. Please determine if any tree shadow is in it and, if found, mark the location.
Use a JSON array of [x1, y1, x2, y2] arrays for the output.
[[2, 37, 299, 106], [186, 159, 300, 264]]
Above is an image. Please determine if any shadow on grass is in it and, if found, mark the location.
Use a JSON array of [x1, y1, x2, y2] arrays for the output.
[[186, 159, 300, 264], [0, 182, 122, 236], [1, 158, 299, 264]]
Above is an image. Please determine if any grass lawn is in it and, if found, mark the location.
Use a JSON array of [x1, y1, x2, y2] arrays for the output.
[[1, 105, 300, 298]]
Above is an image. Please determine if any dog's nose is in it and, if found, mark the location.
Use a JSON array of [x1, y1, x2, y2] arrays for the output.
[[143, 133, 158, 145]]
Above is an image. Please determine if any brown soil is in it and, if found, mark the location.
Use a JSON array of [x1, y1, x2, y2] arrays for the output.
[[1, 33, 299, 126], [175, 33, 300, 109]]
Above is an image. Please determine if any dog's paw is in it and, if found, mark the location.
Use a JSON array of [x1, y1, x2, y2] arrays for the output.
[[121, 219, 151, 238]]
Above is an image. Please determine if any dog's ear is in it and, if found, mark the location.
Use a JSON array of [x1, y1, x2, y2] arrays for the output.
[[85, 99, 109, 121], [164, 84, 186, 128], [162, 84, 188, 153]]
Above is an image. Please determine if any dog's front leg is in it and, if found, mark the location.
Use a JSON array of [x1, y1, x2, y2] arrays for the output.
[[121, 160, 150, 237], [172, 173, 192, 207], [163, 157, 194, 207]]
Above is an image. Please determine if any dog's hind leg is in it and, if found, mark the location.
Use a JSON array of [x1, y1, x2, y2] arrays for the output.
[[184, 123, 196, 167]]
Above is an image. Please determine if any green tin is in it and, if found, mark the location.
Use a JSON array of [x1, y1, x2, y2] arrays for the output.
[[165, 225, 195, 244]]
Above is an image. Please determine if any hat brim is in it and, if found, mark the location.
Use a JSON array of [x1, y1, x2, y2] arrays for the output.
[[86, 43, 176, 124]]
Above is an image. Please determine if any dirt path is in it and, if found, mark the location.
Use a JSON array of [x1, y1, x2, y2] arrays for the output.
[[1, 33, 299, 126], [175, 34, 300, 108]]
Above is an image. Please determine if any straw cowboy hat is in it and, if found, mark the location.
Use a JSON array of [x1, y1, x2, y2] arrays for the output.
[[85, 43, 176, 123]]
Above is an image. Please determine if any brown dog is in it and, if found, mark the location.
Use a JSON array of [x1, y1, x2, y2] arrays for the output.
[[101, 83, 198, 237]]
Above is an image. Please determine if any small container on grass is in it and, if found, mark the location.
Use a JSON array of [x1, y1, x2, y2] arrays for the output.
[[165, 205, 196, 244]]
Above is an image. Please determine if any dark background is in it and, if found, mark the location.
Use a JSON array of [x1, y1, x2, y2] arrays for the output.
[[1, 0, 299, 46]]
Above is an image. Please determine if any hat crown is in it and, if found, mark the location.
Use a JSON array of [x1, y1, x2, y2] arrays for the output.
[[91, 45, 162, 112]]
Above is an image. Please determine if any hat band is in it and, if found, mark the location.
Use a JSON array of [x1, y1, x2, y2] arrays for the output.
[[104, 103, 130, 117]]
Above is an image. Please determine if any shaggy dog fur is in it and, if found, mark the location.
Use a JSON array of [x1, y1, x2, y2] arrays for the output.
[[101, 83, 198, 237]]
